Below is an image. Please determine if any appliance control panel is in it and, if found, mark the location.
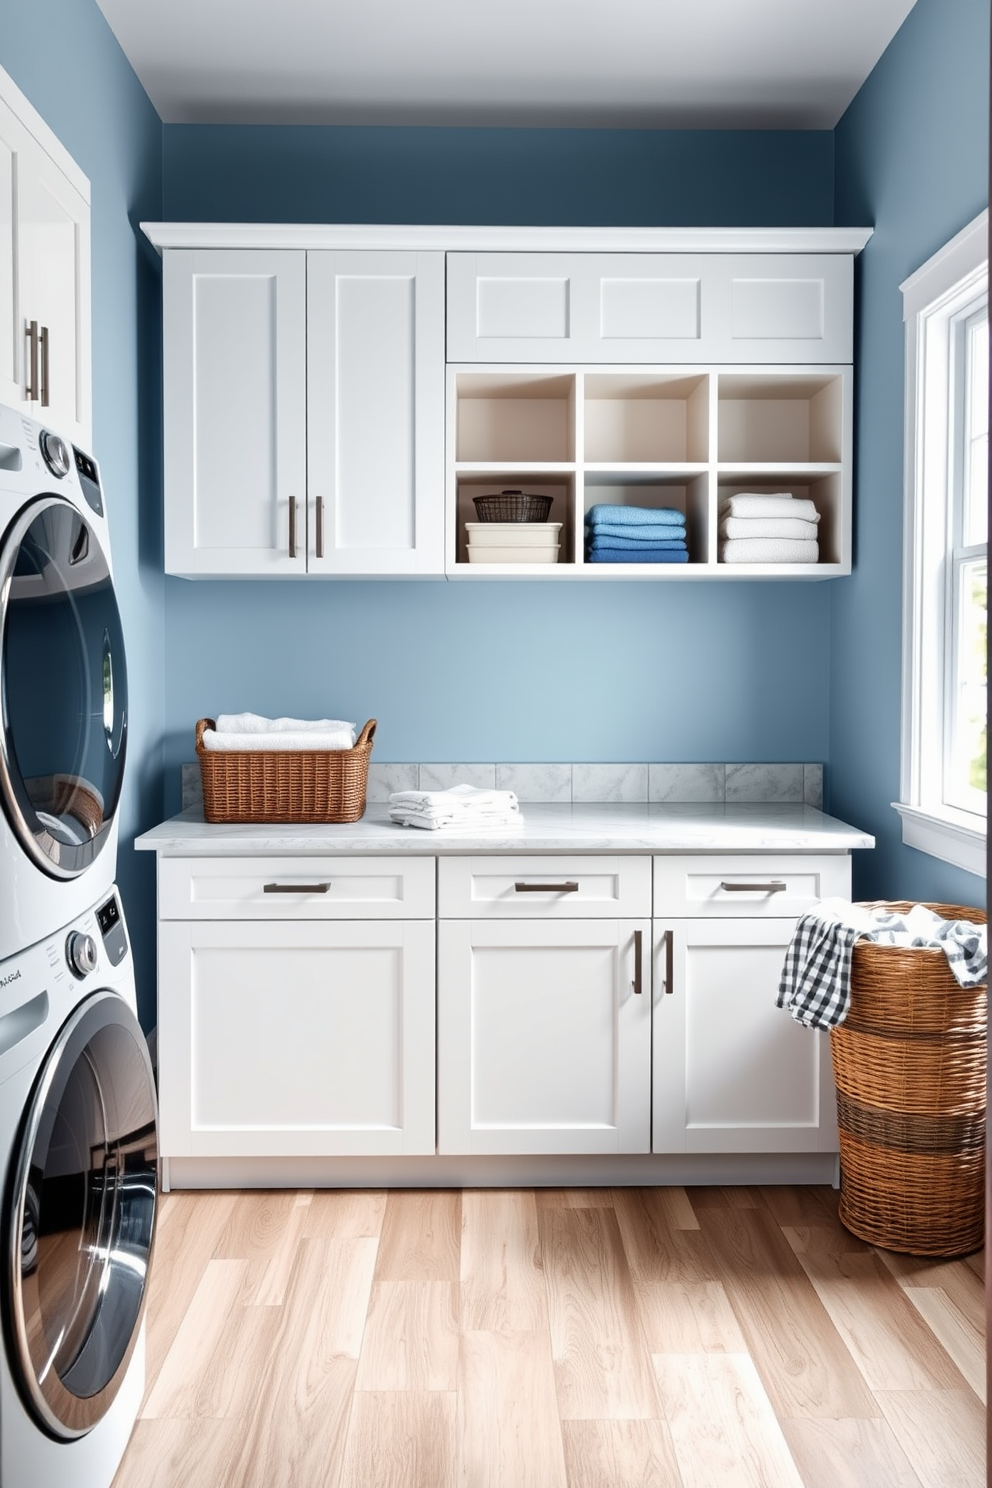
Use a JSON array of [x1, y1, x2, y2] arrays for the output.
[[97, 894, 128, 966]]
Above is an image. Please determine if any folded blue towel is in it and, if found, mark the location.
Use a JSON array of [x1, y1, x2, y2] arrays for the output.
[[586, 525, 686, 546], [586, 504, 685, 529], [588, 540, 687, 556], [586, 546, 690, 564]]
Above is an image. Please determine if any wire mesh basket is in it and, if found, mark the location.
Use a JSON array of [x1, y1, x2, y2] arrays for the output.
[[472, 489, 554, 522]]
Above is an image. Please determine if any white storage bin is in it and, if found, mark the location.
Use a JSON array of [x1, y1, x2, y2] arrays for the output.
[[467, 544, 560, 563], [464, 521, 562, 547]]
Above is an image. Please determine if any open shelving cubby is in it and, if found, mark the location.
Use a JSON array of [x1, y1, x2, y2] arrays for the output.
[[446, 365, 851, 578]]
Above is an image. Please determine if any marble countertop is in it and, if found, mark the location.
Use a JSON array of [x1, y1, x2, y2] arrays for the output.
[[135, 802, 875, 855]]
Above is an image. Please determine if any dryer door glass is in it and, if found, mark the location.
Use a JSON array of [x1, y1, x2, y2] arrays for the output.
[[0, 496, 128, 879], [4, 990, 158, 1439]]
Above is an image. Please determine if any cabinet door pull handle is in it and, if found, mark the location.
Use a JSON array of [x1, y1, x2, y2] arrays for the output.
[[288, 496, 297, 559], [39, 324, 50, 406], [316, 496, 324, 558], [664, 928, 674, 994], [263, 882, 331, 894], [633, 929, 643, 995], [25, 320, 39, 401], [719, 880, 787, 893], [513, 881, 579, 893]]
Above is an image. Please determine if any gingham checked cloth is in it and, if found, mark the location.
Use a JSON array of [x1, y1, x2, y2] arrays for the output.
[[777, 899, 987, 1030]]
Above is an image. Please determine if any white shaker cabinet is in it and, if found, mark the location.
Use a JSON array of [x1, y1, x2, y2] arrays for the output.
[[651, 855, 849, 1154], [436, 855, 653, 1155], [0, 73, 91, 445], [162, 247, 445, 577], [156, 857, 437, 1158], [446, 251, 853, 365]]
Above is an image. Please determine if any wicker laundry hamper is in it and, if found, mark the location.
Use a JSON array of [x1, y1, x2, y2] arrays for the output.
[[829, 900, 987, 1257]]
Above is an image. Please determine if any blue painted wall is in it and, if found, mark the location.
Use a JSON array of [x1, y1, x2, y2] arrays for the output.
[[163, 124, 833, 226], [832, 0, 988, 908], [0, 0, 165, 1027]]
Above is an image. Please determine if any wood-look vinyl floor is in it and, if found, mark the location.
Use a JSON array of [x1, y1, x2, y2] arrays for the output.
[[113, 1185, 986, 1488]]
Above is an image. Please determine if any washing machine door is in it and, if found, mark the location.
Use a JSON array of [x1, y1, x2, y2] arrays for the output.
[[4, 989, 157, 1439], [0, 495, 127, 879]]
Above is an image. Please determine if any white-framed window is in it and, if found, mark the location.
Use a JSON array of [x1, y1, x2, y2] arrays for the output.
[[895, 210, 988, 878]]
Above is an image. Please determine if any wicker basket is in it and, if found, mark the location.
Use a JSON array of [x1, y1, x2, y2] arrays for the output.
[[195, 718, 376, 824], [829, 900, 987, 1257]]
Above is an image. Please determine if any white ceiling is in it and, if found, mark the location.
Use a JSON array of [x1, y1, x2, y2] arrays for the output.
[[94, 0, 919, 131]]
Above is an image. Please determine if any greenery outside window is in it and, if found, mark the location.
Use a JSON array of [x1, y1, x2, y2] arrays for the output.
[[895, 211, 988, 877]]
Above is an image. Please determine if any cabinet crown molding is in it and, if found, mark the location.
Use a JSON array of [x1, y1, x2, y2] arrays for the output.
[[141, 222, 873, 255]]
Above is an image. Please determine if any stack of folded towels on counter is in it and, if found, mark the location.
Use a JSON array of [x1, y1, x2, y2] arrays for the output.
[[719, 493, 820, 564], [585, 503, 689, 564], [389, 783, 522, 831], [200, 714, 357, 751]]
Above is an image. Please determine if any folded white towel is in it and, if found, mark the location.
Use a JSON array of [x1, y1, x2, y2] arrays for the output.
[[215, 713, 357, 742], [389, 782, 521, 830], [720, 538, 819, 564], [719, 494, 820, 522], [201, 728, 357, 752], [719, 517, 820, 541]]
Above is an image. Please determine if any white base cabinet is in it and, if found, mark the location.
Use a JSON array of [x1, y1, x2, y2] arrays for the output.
[[437, 918, 651, 1155], [150, 845, 852, 1177], [652, 918, 837, 1154], [156, 858, 436, 1157]]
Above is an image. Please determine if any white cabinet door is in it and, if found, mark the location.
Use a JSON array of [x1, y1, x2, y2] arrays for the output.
[[163, 249, 307, 576], [158, 918, 436, 1157], [447, 252, 853, 365], [307, 251, 445, 574], [0, 90, 90, 444], [437, 918, 651, 1155], [652, 918, 837, 1154]]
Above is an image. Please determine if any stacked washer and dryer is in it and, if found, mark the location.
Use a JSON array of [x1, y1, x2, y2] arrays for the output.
[[0, 403, 157, 1488]]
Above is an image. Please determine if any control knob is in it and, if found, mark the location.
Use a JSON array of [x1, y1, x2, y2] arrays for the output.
[[39, 429, 71, 478], [66, 931, 98, 979]]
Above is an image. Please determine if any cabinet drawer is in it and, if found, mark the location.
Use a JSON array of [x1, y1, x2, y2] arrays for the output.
[[158, 856, 435, 920], [653, 854, 850, 918], [438, 855, 651, 918]]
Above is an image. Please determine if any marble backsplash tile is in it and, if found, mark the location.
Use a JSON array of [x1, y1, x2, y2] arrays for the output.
[[184, 759, 826, 809]]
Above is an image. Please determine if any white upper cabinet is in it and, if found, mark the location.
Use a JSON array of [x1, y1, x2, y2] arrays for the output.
[[164, 249, 307, 577], [161, 245, 445, 577], [145, 224, 870, 582], [307, 251, 444, 575], [0, 73, 91, 446], [446, 252, 853, 365]]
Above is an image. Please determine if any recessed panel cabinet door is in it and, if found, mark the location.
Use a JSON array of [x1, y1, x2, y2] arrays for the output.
[[307, 250, 445, 574], [437, 918, 651, 1155], [0, 93, 90, 443], [163, 249, 307, 576], [447, 252, 852, 364], [157, 919, 436, 1157], [652, 919, 838, 1154]]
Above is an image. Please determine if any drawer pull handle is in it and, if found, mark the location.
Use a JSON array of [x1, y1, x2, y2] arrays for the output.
[[316, 495, 324, 558], [288, 495, 298, 559], [263, 882, 331, 894], [513, 881, 579, 893], [664, 928, 674, 994], [633, 929, 643, 995], [719, 881, 787, 894]]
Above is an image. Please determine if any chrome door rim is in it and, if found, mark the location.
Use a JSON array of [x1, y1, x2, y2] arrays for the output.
[[0, 495, 125, 880], [5, 990, 158, 1439]]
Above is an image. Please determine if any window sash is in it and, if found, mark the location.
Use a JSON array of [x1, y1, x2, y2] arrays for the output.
[[897, 210, 988, 876]]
